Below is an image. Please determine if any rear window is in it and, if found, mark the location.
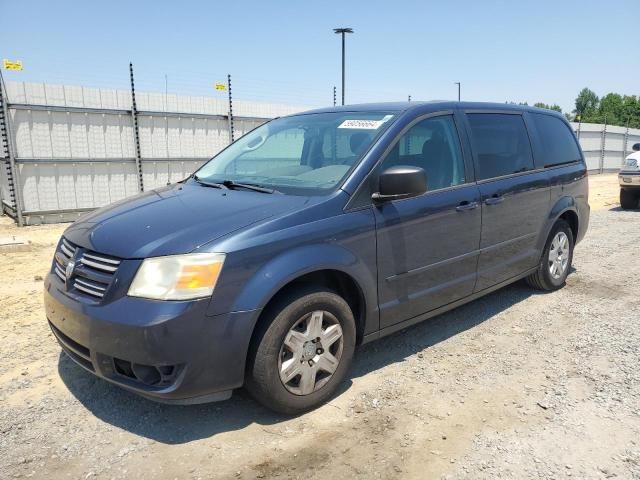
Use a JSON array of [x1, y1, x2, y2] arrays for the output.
[[467, 114, 534, 180], [531, 113, 581, 167]]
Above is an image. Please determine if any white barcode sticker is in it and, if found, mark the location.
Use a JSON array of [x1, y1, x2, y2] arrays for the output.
[[337, 117, 389, 129], [338, 119, 383, 129]]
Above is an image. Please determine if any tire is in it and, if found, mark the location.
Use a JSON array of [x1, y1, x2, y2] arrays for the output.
[[620, 188, 639, 210], [245, 288, 356, 415], [526, 219, 574, 291]]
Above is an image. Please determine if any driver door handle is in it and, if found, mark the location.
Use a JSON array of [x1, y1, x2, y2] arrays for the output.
[[455, 200, 479, 212]]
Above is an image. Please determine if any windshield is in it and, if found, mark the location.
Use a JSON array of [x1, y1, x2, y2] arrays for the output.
[[193, 111, 397, 195]]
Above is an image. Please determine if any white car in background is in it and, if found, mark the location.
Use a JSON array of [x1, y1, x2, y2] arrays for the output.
[[620, 143, 640, 209]]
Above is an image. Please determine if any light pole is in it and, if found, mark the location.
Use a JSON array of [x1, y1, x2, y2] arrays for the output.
[[333, 27, 353, 105], [454, 82, 461, 101]]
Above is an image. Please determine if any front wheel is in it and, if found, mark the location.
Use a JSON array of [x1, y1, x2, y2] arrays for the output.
[[620, 188, 639, 210], [246, 289, 356, 415], [526, 220, 574, 291]]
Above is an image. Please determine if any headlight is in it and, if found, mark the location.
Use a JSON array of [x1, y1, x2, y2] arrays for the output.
[[128, 253, 225, 300]]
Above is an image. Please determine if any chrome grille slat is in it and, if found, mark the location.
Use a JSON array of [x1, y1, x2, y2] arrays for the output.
[[60, 243, 74, 258], [73, 282, 105, 298], [54, 253, 73, 272], [83, 252, 121, 265], [75, 277, 107, 292], [54, 265, 66, 281], [80, 257, 118, 272]]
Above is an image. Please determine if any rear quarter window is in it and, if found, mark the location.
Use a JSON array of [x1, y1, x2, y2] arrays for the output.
[[467, 113, 534, 180], [531, 113, 582, 167]]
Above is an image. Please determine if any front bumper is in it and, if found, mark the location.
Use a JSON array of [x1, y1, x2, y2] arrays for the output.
[[44, 272, 260, 404], [619, 171, 640, 187]]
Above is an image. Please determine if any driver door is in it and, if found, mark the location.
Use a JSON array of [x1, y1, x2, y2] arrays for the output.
[[374, 113, 481, 328]]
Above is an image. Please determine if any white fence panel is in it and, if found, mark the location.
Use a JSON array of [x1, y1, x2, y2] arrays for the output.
[[4, 80, 640, 224]]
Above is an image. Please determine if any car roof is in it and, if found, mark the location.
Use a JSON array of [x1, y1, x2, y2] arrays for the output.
[[296, 101, 565, 118]]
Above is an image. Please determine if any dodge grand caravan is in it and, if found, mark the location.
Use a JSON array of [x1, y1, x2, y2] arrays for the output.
[[44, 102, 589, 414]]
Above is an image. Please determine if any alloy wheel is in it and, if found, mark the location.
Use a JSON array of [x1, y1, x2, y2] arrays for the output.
[[548, 231, 569, 279], [278, 310, 344, 395]]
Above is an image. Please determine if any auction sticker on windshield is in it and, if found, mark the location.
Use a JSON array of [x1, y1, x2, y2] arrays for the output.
[[338, 115, 393, 130]]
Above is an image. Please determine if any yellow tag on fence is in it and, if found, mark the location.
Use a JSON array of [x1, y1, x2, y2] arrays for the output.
[[214, 83, 227, 91], [3, 59, 23, 71]]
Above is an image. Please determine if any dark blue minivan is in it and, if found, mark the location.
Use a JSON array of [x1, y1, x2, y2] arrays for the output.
[[44, 102, 589, 413]]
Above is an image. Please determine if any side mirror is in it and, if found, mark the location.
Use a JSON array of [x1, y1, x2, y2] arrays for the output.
[[633, 143, 640, 152], [372, 166, 427, 202]]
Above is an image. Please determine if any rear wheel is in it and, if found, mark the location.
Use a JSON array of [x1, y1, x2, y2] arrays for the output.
[[526, 220, 574, 291], [620, 188, 639, 210], [246, 289, 356, 415]]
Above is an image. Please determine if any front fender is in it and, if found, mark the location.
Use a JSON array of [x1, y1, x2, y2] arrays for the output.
[[230, 243, 378, 328]]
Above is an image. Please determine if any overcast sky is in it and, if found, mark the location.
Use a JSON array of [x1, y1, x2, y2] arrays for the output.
[[1, 0, 638, 112]]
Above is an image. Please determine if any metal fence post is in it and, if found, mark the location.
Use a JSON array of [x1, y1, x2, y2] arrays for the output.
[[576, 116, 582, 140], [622, 118, 630, 166], [333, 86, 337, 107], [0, 71, 24, 226], [599, 117, 607, 174], [227, 74, 234, 143], [129, 63, 144, 192]]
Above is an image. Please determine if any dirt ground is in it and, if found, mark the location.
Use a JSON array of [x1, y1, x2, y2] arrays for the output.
[[1, 173, 639, 480]]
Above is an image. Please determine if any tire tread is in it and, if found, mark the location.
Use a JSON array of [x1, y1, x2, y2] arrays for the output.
[[526, 219, 573, 292]]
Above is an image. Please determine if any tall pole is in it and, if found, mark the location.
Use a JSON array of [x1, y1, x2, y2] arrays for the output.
[[600, 116, 607, 174], [455, 82, 461, 101], [341, 33, 345, 105], [0, 69, 23, 226], [576, 114, 582, 140], [227, 74, 234, 143], [164, 74, 170, 184], [334, 28, 353, 106], [129, 62, 144, 193], [623, 117, 630, 165]]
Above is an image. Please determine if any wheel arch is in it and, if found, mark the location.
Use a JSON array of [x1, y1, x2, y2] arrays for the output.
[[231, 243, 377, 353], [558, 209, 579, 241], [537, 196, 579, 252], [251, 269, 367, 348]]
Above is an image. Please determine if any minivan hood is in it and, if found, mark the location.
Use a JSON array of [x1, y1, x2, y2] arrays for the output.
[[64, 183, 312, 258]]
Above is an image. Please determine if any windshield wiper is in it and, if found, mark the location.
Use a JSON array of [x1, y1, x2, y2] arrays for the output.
[[193, 175, 228, 189], [222, 180, 279, 194]]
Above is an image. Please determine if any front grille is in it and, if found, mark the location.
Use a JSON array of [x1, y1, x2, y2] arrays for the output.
[[52, 238, 122, 300]]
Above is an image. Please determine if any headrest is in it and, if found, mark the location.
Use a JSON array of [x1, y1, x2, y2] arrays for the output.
[[350, 132, 371, 156]]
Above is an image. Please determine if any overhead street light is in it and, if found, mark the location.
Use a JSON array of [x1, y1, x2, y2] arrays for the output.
[[333, 27, 354, 105]]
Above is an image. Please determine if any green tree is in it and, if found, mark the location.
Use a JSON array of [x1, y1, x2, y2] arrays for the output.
[[596, 93, 624, 125], [621, 95, 640, 129], [573, 88, 599, 119], [533, 102, 562, 113]]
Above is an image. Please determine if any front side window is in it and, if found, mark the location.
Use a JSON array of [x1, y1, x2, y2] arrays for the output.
[[467, 113, 534, 180], [194, 111, 396, 195], [379, 115, 466, 191], [531, 113, 581, 167]]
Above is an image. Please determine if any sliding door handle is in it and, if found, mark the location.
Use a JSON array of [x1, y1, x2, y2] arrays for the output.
[[484, 195, 505, 205], [455, 201, 479, 212]]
